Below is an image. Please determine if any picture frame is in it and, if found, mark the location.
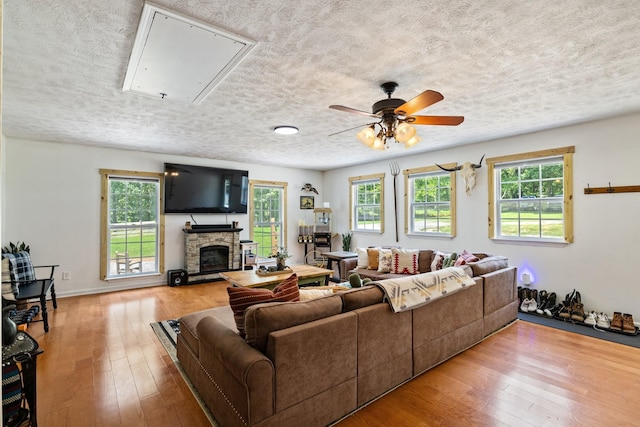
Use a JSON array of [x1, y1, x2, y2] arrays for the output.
[[300, 195, 314, 210]]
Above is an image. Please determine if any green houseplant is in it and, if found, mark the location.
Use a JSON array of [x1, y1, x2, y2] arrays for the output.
[[341, 232, 353, 252], [270, 246, 291, 271], [2, 241, 30, 254]]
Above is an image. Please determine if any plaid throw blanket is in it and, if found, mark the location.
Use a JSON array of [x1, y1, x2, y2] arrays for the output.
[[375, 267, 476, 313]]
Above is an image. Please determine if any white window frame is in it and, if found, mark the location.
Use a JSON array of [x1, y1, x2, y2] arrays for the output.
[[487, 146, 574, 243], [404, 164, 457, 237], [249, 180, 287, 258], [99, 169, 164, 279], [349, 173, 385, 233]]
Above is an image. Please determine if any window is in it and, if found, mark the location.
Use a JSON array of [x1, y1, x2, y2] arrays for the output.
[[405, 165, 457, 236], [250, 180, 287, 258], [100, 169, 164, 279], [487, 146, 574, 243], [349, 173, 384, 233]]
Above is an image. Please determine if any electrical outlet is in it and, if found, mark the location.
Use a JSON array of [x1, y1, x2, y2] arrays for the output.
[[62, 271, 70, 280]]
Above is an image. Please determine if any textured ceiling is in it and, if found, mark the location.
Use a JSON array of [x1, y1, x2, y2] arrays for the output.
[[3, 1, 640, 171]]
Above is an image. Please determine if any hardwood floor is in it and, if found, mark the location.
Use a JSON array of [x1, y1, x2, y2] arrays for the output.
[[27, 281, 640, 426]]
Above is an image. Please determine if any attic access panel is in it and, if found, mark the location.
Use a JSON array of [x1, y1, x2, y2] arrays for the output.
[[123, 2, 256, 104]]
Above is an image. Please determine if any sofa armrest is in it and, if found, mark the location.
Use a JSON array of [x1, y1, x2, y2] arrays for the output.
[[340, 258, 359, 280], [197, 315, 275, 424]]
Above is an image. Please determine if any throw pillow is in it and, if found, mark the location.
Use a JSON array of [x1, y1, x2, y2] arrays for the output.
[[377, 248, 392, 273], [2, 257, 17, 300], [7, 251, 36, 284], [227, 274, 300, 337], [367, 247, 380, 270], [355, 247, 369, 269], [430, 251, 451, 271], [299, 288, 334, 301], [454, 249, 480, 267], [391, 248, 420, 274]]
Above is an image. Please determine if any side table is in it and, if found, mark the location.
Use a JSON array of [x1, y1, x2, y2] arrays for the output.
[[2, 331, 43, 427], [322, 251, 358, 283]]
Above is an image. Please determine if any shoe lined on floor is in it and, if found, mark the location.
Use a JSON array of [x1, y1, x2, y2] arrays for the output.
[[622, 313, 636, 333], [610, 312, 623, 331], [596, 312, 610, 329], [571, 302, 586, 322], [584, 311, 597, 326]]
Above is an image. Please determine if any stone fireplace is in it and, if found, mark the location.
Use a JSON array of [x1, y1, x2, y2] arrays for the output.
[[184, 226, 241, 283]]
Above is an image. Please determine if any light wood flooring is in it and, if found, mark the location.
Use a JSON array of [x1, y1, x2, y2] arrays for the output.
[[26, 281, 640, 426]]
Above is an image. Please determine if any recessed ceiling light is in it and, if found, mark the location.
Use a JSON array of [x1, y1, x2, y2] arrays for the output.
[[274, 126, 299, 135]]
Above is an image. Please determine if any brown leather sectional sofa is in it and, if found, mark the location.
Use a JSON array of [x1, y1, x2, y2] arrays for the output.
[[177, 254, 517, 427]]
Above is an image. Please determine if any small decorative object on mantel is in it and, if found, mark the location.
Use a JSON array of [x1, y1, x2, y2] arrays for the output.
[[301, 183, 319, 195], [185, 221, 192, 230], [269, 246, 291, 271]]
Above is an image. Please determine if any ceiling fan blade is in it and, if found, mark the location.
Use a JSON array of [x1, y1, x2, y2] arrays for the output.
[[329, 122, 377, 137], [329, 105, 380, 119], [395, 90, 444, 116], [410, 115, 465, 126]]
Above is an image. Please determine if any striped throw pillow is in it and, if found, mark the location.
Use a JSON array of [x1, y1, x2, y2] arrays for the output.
[[227, 273, 300, 337]]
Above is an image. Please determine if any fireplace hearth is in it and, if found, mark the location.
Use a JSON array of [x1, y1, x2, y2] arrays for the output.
[[184, 227, 242, 284], [200, 245, 229, 273]]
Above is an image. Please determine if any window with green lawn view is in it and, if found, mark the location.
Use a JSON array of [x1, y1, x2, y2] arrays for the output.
[[488, 146, 574, 243], [250, 181, 287, 258], [99, 170, 164, 279], [406, 166, 456, 236], [349, 173, 384, 232]]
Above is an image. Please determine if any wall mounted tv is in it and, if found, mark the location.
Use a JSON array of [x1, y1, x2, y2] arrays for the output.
[[164, 163, 249, 214]]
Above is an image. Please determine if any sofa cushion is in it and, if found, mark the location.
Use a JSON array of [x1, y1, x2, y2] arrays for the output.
[[417, 249, 435, 273], [244, 294, 343, 352], [5, 251, 36, 284], [430, 251, 451, 271], [355, 247, 369, 269], [391, 248, 419, 274], [299, 288, 334, 300], [377, 248, 392, 273], [454, 249, 480, 267], [341, 285, 385, 312], [227, 274, 300, 337], [367, 248, 380, 270], [468, 256, 509, 276]]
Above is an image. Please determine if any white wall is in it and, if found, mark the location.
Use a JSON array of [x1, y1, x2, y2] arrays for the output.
[[324, 112, 640, 318], [2, 138, 322, 296]]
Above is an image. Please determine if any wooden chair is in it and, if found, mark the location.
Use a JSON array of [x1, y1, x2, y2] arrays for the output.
[[115, 251, 141, 274], [2, 252, 58, 333]]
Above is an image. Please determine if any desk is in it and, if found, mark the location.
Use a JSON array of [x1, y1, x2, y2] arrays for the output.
[[322, 251, 358, 282], [220, 265, 333, 289]]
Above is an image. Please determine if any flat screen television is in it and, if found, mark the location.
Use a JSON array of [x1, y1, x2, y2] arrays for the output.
[[164, 163, 249, 214]]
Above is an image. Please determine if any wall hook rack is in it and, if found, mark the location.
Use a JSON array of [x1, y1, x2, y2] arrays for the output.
[[583, 183, 640, 195]]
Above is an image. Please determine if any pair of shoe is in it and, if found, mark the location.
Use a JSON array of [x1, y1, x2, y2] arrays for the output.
[[557, 289, 585, 322], [610, 312, 636, 333], [520, 297, 538, 312], [535, 292, 556, 316], [595, 312, 610, 329]]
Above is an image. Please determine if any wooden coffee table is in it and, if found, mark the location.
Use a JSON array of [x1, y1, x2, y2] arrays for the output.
[[220, 265, 334, 289]]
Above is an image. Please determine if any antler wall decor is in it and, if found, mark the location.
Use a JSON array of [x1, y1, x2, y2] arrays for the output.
[[436, 155, 485, 196]]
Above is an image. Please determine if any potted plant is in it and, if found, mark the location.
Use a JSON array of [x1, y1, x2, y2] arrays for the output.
[[341, 232, 352, 252], [270, 246, 291, 271]]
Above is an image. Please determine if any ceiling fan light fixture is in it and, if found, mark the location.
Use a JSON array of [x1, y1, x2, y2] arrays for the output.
[[274, 126, 299, 135], [395, 122, 416, 143], [356, 126, 376, 146], [404, 134, 421, 148], [372, 136, 386, 151]]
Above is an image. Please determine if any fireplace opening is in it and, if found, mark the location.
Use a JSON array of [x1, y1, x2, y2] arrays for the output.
[[199, 245, 229, 273]]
